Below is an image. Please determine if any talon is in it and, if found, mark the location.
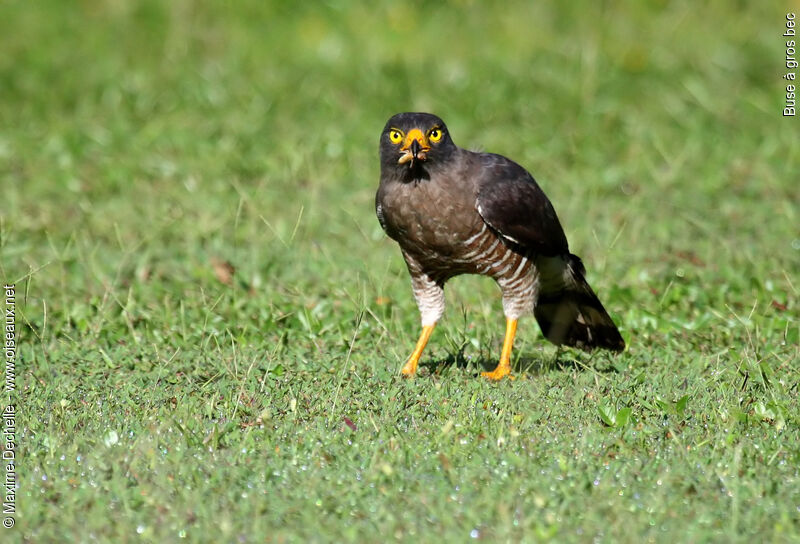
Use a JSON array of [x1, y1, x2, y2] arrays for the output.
[[400, 361, 417, 377], [481, 364, 512, 381]]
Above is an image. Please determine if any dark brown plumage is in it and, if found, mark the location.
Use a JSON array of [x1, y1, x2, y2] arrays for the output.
[[376, 112, 624, 379]]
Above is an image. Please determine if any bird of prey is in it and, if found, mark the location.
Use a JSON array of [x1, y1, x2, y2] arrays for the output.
[[375, 112, 624, 380]]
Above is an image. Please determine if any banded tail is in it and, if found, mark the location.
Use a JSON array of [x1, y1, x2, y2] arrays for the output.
[[534, 254, 625, 351]]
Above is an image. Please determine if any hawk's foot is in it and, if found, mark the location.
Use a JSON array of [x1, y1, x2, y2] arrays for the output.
[[481, 362, 513, 381]]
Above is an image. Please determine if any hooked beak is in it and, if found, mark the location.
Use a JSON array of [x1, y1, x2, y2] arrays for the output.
[[398, 129, 430, 166]]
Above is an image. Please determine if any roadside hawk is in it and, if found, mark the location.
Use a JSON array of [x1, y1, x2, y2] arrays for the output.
[[375, 112, 624, 380]]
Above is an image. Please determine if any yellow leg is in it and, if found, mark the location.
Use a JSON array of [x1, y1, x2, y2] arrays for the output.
[[400, 324, 435, 376], [482, 318, 518, 381]]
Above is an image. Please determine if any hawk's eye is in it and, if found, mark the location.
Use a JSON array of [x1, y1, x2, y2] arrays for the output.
[[429, 128, 443, 142], [389, 129, 403, 144]]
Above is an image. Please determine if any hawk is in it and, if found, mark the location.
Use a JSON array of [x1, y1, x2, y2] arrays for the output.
[[376, 112, 624, 380]]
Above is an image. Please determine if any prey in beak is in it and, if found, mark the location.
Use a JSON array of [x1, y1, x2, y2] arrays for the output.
[[398, 128, 430, 166]]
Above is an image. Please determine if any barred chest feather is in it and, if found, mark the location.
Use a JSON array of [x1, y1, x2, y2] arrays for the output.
[[377, 178, 482, 262], [379, 182, 537, 295]]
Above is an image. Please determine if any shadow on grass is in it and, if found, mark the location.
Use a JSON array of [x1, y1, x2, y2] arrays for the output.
[[418, 352, 619, 377]]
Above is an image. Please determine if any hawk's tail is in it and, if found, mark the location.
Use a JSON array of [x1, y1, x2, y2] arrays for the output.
[[534, 254, 625, 352]]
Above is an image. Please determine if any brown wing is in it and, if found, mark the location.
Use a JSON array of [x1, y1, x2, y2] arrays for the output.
[[475, 153, 569, 257]]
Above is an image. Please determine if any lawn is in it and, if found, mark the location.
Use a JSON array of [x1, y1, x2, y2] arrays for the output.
[[2, 1, 798, 542]]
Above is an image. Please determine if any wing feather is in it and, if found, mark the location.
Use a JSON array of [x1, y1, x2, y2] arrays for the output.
[[475, 153, 568, 256]]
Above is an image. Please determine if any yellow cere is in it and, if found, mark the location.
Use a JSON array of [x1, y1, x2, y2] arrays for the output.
[[402, 128, 428, 150]]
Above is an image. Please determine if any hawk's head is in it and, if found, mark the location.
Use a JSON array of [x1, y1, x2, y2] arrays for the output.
[[379, 112, 457, 181]]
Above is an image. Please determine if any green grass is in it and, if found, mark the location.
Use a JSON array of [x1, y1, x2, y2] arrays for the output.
[[2, 1, 799, 542]]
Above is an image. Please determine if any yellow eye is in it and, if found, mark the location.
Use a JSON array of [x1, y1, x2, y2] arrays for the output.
[[429, 128, 443, 142], [389, 129, 403, 144]]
